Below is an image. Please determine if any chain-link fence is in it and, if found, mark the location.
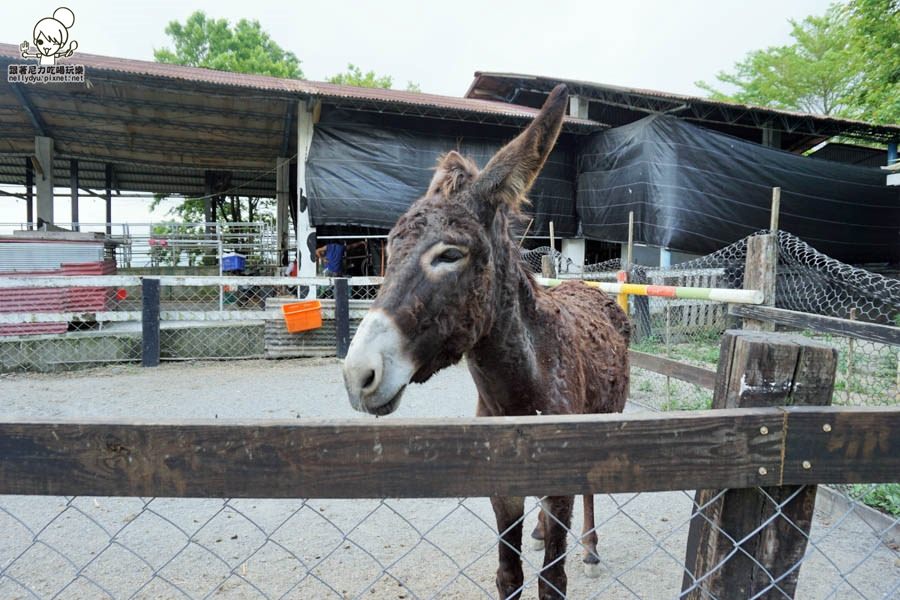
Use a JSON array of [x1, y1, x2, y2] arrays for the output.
[[2, 232, 898, 598], [0, 276, 376, 372], [522, 231, 899, 412], [0, 221, 280, 271], [1, 486, 897, 600]]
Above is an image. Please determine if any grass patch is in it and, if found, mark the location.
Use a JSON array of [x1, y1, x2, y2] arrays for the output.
[[637, 380, 654, 393], [660, 391, 712, 412], [848, 483, 900, 518]]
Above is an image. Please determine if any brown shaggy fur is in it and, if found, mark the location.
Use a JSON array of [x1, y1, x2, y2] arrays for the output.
[[370, 85, 630, 599]]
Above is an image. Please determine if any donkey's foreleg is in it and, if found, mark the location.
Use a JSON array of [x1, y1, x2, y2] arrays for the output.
[[491, 496, 525, 600], [539, 495, 573, 600], [582, 494, 602, 577]]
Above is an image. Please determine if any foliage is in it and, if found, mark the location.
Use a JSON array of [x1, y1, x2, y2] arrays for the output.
[[845, 0, 900, 124], [328, 63, 421, 92], [849, 483, 900, 517], [696, 4, 860, 116], [697, 1, 898, 123], [154, 11, 303, 78], [660, 390, 713, 412], [150, 195, 275, 226], [149, 222, 204, 268]]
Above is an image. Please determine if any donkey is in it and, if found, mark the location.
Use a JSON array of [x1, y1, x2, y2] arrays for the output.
[[342, 84, 630, 599]]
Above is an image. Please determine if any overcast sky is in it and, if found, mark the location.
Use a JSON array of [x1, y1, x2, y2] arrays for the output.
[[3, 0, 834, 96], [1, 0, 833, 225]]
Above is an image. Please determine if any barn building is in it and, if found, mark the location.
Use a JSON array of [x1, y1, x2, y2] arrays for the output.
[[1, 45, 897, 281]]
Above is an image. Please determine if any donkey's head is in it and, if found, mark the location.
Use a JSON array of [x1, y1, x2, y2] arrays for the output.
[[342, 85, 569, 415]]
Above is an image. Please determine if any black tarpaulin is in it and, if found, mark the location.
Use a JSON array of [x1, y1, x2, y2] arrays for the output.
[[577, 115, 899, 264], [306, 108, 577, 236]]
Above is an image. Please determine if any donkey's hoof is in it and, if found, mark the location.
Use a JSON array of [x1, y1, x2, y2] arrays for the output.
[[529, 536, 545, 551], [583, 561, 604, 578]]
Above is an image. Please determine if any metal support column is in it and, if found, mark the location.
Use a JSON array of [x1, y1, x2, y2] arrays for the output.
[[34, 136, 54, 225], [25, 157, 33, 229], [104, 163, 112, 235], [296, 100, 319, 298], [70, 159, 79, 230]]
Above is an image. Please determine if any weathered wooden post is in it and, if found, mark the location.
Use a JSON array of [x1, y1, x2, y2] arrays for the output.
[[541, 221, 558, 278], [540, 255, 557, 278], [681, 329, 837, 599], [141, 278, 161, 367], [742, 188, 780, 332], [630, 265, 652, 342], [334, 278, 350, 359]]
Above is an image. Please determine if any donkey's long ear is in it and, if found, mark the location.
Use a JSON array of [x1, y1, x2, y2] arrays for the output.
[[471, 84, 568, 210], [427, 151, 480, 198]]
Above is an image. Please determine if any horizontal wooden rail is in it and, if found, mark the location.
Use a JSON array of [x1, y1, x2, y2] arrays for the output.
[[1, 407, 896, 499], [729, 305, 900, 346], [629, 350, 717, 389]]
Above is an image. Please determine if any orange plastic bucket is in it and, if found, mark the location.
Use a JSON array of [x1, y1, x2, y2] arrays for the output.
[[281, 300, 323, 333]]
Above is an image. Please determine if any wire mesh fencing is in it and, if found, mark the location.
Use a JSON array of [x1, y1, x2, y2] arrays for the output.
[[570, 230, 900, 412], [0, 276, 377, 372], [1, 485, 897, 599], [0, 221, 280, 271]]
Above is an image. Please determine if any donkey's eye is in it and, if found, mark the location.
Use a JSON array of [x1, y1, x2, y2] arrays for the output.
[[434, 248, 465, 264]]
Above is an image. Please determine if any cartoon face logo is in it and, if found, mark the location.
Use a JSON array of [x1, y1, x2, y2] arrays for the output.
[[20, 7, 78, 66]]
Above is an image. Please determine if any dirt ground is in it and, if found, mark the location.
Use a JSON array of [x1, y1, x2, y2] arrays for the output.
[[1, 359, 898, 599]]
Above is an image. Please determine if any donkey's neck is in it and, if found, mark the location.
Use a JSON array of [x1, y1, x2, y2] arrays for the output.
[[466, 241, 548, 417]]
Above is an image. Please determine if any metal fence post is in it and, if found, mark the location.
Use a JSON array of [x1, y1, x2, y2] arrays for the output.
[[141, 278, 161, 367], [335, 278, 350, 359], [681, 329, 837, 599]]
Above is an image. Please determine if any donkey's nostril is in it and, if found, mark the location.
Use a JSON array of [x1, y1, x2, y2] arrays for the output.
[[361, 369, 376, 391]]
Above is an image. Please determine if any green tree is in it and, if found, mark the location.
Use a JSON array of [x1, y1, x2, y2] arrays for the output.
[[150, 195, 273, 226], [154, 11, 303, 78], [696, 4, 860, 116], [328, 63, 421, 92], [845, 0, 900, 124], [153, 12, 294, 226]]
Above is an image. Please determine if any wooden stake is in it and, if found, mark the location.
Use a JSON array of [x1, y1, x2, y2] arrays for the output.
[[541, 255, 557, 278], [626, 211, 634, 270], [770, 187, 781, 232], [847, 308, 856, 402], [518, 218, 534, 248], [743, 234, 777, 332]]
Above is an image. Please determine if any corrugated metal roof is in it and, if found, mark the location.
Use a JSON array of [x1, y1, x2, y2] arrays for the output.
[[467, 72, 900, 141], [0, 44, 598, 128]]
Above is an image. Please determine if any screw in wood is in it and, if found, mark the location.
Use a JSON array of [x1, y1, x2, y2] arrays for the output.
[[802, 461, 812, 470], [759, 426, 769, 435], [822, 424, 832, 432], [758, 467, 768, 476]]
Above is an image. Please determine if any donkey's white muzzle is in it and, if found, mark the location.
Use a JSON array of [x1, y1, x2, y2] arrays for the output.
[[342, 309, 415, 416]]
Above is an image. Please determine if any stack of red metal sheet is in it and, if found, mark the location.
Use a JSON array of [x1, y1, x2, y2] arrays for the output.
[[0, 259, 117, 337]]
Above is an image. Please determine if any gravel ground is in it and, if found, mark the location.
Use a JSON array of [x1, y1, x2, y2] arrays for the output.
[[1, 359, 898, 599]]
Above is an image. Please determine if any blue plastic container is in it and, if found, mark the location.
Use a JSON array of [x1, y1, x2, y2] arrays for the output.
[[222, 253, 246, 272]]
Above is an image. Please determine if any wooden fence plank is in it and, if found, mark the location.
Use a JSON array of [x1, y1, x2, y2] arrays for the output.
[[783, 406, 900, 485], [0, 407, 896, 500], [629, 350, 717, 389], [0, 410, 785, 498], [729, 305, 900, 346]]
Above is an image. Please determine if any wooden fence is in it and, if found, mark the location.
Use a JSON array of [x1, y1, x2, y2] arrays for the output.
[[2, 330, 897, 599]]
